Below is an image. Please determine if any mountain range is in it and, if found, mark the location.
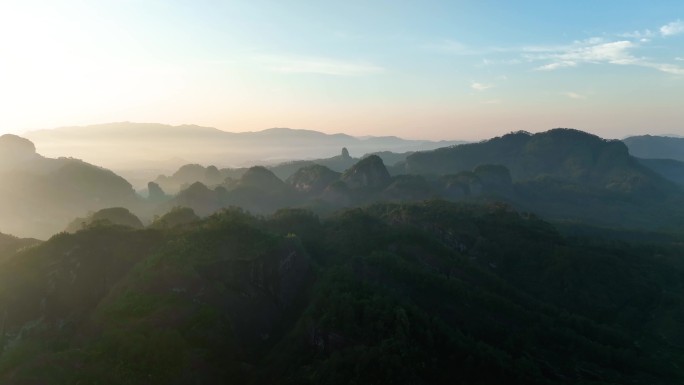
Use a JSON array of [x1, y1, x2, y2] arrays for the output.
[[23, 123, 465, 187], [623, 135, 684, 161], [4, 127, 684, 239], [2, 126, 684, 383]]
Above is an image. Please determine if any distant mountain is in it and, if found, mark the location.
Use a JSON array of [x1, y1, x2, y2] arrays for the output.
[[392, 129, 684, 229], [623, 135, 684, 161], [153, 147, 356, 193], [404, 129, 673, 194], [24, 123, 465, 185], [341, 155, 392, 190], [268, 147, 358, 180], [637, 158, 684, 187], [0, 135, 141, 239], [64, 207, 144, 233], [286, 164, 341, 195], [153, 164, 245, 194]]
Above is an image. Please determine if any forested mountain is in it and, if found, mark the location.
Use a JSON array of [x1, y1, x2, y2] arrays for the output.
[[393, 129, 684, 229], [3, 127, 684, 383], [148, 129, 684, 232], [0, 202, 682, 384], [5, 128, 684, 240], [0, 135, 141, 239], [623, 135, 684, 161], [404, 129, 667, 191], [0, 233, 40, 263]]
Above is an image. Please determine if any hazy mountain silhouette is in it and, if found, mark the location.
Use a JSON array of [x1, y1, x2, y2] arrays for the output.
[[268, 147, 358, 180], [24, 122, 465, 187], [64, 207, 144, 233], [153, 164, 246, 193], [404, 129, 675, 195], [637, 158, 684, 187], [144, 129, 684, 231], [0, 135, 140, 238], [623, 135, 684, 161], [0, 232, 40, 263]]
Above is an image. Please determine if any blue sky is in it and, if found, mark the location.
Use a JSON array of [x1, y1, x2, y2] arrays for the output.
[[0, 0, 683, 140]]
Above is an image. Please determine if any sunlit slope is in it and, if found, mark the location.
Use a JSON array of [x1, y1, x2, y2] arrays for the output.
[[0, 134, 140, 239]]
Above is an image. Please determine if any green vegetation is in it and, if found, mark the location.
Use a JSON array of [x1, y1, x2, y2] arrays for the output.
[[0, 201, 683, 384]]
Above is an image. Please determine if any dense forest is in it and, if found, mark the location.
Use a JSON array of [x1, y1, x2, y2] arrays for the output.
[[2, 128, 684, 383], [1, 201, 684, 384]]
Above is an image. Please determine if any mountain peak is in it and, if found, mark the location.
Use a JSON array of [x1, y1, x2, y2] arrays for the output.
[[341, 155, 391, 189], [0, 134, 37, 162]]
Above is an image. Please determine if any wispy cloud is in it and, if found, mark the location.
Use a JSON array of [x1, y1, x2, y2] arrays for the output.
[[661, 20, 684, 36], [531, 40, 637, 71], [528, 37, 684, 76], [677, 57, 684, 61], [563, 92, 586, 100], [537, 61, 577, 71], [619, 29, 655, 39], [471, 82, 494, 91], [640, 62, 684, 75], [429, 20, 684, 76], [253, 54, 384, 76]]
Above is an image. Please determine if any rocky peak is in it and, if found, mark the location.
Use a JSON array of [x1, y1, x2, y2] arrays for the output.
[[341, 155, 391, 189], [147, 181, 167, 201], [0, 134, 38, 164]]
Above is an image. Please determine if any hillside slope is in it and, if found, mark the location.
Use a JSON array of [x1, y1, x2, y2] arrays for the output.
[[0, 202, 682, 384]]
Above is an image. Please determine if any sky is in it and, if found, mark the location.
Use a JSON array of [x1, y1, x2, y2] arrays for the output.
[[0, 0, 683, 141]]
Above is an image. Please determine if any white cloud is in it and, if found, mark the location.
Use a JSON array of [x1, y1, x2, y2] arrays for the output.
[[640, 62, 684, 75], [536, 61, 577, 71], [676, 57, 684, 61], [253, 54, 384, 76], [471, 82, 494, 91], [529, 38, 684, 76], [661, 20, 684, 36], [563, 92, 586, 100]]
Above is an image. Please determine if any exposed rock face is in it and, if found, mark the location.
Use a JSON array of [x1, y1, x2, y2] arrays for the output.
[[341, 155, 391, 190], [286, 164, 341, 194], [341, 147, 351, 159]]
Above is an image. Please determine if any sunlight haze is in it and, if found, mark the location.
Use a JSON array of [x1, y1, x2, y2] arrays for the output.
[[0, 0, 683, 140]]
